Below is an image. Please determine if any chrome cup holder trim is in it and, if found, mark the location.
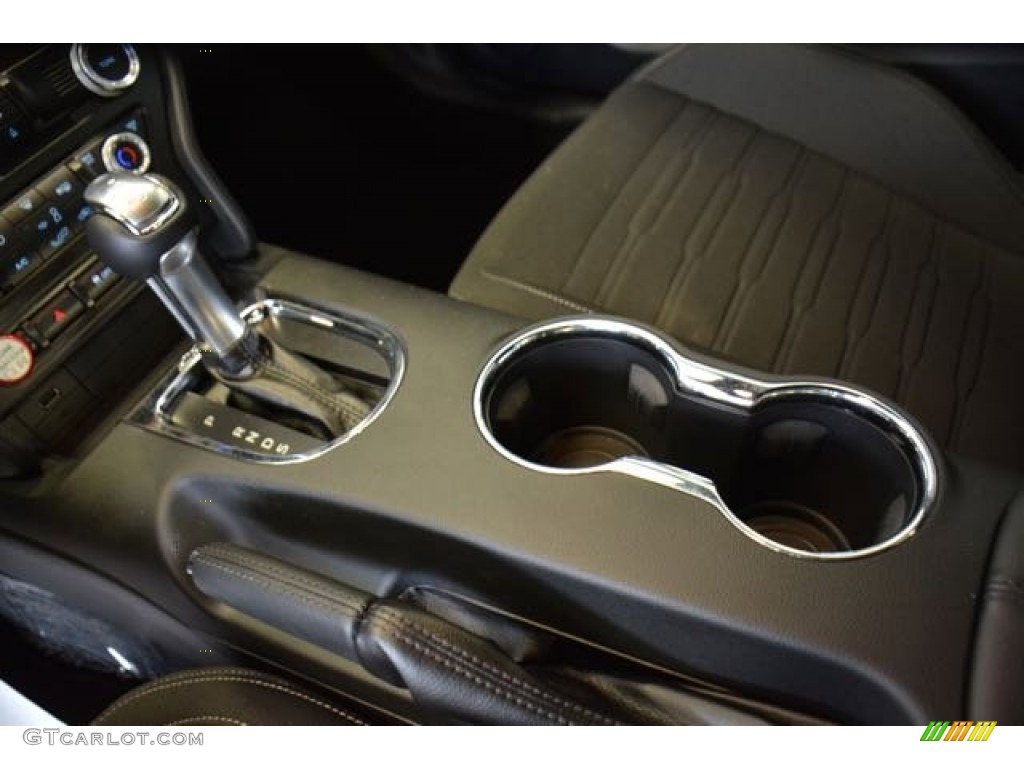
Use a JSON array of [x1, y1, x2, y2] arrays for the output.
[[128, 298, 406, 465], [472, 316, 940, 561]]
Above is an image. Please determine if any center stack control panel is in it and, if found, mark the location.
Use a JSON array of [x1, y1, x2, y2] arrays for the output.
[[0, 45, 192, 477], [0, 109, 151, 378]]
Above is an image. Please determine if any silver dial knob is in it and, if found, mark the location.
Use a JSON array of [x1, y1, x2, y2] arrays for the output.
[[70, 44, 140, 98], [101, 132, 152, 175]]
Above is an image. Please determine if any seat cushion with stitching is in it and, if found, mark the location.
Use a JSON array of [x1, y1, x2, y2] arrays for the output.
[[91, 667, 369, 726], [450, 44, 1024, 470]]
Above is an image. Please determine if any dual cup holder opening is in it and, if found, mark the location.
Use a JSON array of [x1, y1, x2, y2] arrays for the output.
[[475, 319, 938, 560]]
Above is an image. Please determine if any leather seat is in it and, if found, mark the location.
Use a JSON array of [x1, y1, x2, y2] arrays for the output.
[[91, 667, 369, 726], [970, 491, 1024, 722], [451, 44, 1024, 471]]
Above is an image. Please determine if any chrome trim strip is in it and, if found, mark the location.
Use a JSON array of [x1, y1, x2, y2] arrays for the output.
[[128, 298, 406, 465], [155, 229, 253, 363], [472, 316, 941, 561]]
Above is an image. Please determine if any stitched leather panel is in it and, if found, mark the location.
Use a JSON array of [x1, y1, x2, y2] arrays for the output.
[[92, 667, 368, 726], [356, 601, 620, 725], [188, 542, 371, 661], [188, 544, 757, 724]]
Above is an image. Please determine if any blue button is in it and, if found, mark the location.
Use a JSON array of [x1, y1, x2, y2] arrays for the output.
[[0, 248, 41, 289], [74, 203, 94, 224], [1, 120, 27, 147], [48, 225, 71, 250], [36, 167, 84, 206], [0, 96, 30, 149]]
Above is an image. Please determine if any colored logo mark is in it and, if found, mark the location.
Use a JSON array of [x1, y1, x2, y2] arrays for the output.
[[920, 720, 996, 742]]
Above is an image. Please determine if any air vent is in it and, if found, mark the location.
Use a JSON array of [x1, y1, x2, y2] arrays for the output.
[[41, 57, 80, 99], [8, 45, 91, 121]]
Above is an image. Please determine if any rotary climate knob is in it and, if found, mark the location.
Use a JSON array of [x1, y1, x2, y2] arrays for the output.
[[101, 132, 151, 174]]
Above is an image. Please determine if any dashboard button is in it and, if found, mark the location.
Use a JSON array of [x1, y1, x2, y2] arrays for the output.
[[0, 334, 34, 386], [69, 200, 95, 228], [0, 216, 19, 264], [18, 203, 69, 255], [71, 262, 119, 304], [35, 166, 83, 206], [0, 94, 31, 155], [26, 290, 85, 342], [40, 222, 74, 259], [119, 111, 146, 139], [0, 246, 43, 290], [101, 132, 151, 174], [71, 44, 140, 97], [2, 189, 45, 225], [71, 140, 105, 181], [85, 44, 134, 81]]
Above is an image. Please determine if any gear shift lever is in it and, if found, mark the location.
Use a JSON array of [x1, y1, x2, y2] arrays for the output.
[[85, 172, 371, 438], [84, 172, 258, 377]]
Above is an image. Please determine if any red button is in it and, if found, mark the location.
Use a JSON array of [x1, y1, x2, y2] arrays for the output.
[[27, 290, 85, 343]]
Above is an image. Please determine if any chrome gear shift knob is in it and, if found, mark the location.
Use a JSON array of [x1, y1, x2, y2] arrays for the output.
[[85, 172, 372, 439], [84, 172, 257, 376]]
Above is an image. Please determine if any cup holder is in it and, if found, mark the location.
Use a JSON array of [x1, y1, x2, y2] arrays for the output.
[[473, 318, 939, 560]]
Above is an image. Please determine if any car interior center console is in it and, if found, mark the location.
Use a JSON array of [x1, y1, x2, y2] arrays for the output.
[[0, 45, 1022, 725], [0, 45, 249, 479]]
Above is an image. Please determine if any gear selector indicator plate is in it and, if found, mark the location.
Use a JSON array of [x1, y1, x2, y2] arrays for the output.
[[128, 298, 406, 464]]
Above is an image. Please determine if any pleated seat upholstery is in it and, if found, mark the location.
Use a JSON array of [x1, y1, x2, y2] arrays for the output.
[[451, 44, 1024, 469]]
